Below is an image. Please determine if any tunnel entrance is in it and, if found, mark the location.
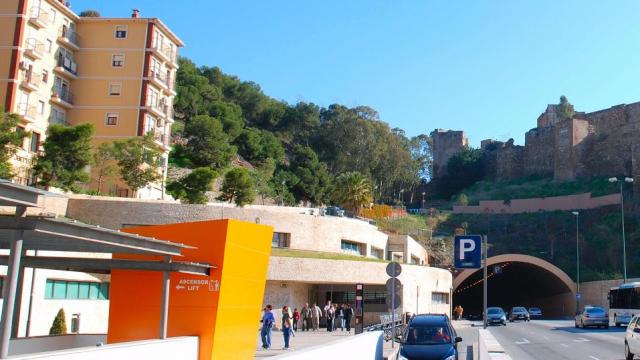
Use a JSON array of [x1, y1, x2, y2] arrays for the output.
[[453, 254, 576, 318]]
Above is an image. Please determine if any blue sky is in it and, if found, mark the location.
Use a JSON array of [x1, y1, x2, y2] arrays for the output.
[[71, 0, 640, 146]]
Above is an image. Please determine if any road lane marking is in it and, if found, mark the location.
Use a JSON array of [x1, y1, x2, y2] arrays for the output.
[[573, 337, 590, 342], [515, 338, 531, 345], [589, 356, 601, 360], [560, 343, 569, 348]]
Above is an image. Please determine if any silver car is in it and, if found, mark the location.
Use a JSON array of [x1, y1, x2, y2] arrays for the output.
[[625, 315, 640, 360], [575, 306, 609, 329]]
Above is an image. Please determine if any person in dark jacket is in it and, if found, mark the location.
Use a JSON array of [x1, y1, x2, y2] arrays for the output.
[[344, 304, 354, 333]]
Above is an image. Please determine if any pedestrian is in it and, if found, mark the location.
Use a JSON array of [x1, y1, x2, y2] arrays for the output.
[[459, 305, 464, 320], [324, 300, 334, 332], [453, 305, 460, 320], [344, 304, 353, 333], [337, 304, 345, 331], [281, 306, 293, 350], [260, 305, 275, 349], [311, 303, 321, 331], [293, 308, 300, 331], [301, 303, 312, 331]]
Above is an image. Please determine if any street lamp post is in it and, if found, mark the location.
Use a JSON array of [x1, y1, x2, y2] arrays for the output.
[[399, 189, 405, 208], [422, 192, 426, 209], [281, 180, 286, 206], [609, 177, 634, 283], [572, 211, 580, 313]]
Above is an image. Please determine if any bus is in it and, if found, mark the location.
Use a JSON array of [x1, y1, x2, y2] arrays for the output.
[[609, 282, 640, 326]]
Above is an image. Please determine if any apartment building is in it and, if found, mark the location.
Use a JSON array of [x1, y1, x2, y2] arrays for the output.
[[0, 1, 183, 199]]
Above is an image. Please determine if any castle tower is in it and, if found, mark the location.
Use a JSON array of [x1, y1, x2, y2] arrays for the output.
[[430, 129, 468, 178]]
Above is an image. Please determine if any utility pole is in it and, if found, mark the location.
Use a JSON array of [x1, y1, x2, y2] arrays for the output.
[[609, 177, 634, 283], [572, 211, 580, 313]]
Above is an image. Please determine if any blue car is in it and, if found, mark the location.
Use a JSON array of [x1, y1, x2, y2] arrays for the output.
[[397, 314, 462, 360]]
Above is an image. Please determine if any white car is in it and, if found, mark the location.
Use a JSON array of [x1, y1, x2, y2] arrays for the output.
[[625, 315, 640, 360]]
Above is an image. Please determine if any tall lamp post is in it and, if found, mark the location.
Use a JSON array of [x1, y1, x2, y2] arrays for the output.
[[399, 189, 405, 208], [421, 192, 426, 209], [609, 177, 634, 283], [572, 211, 580, 313]]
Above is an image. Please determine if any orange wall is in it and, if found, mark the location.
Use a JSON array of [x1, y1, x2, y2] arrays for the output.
[[108, 219, 273, 360]]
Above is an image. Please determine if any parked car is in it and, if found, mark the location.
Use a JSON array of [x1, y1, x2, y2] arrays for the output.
[[397, 314, 462, 360], [625, 315, 640, 360], [486, 307, 507, 326], [528, 307, 542, 319], [324, 206, 345, 217], [575, 306, 609, 329], [509, 307, 530, 322]]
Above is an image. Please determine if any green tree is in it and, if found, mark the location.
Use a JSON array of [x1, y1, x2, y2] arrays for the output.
[[112, 135, 161, 194], [559, 95, 574, 120], [270, 168, 299, 206], [434, 148, 485, 199], [79, 9, 100, 17], [92, 143, 117, 194], [217, 167, 255, 206], [250, 159, 276, 205], [0, 108, 27, 179], [235, 128, 284, 165], [207, 101, 244, 140], [331, 171, 373, 215], [166, 167, 218, 204], [184, 115, 236, 168], [288, 145, 332, 205], [49, 308, 67, 335], [33, 124, 94, 191]]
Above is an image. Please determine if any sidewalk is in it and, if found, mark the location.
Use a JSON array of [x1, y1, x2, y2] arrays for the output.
[[254, 329, 353, 358]]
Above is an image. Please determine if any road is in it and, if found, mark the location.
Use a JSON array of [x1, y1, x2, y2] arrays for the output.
[[487, 320, 627, 360]]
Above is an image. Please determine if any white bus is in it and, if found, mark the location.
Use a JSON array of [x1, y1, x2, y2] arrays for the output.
[[609, 282, 640, 326]]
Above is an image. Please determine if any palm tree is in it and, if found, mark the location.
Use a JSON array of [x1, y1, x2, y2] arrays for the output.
[[331, 171, 373, 215]]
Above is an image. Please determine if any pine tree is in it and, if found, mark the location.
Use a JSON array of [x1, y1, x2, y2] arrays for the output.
[[49, 308, 67, 335]]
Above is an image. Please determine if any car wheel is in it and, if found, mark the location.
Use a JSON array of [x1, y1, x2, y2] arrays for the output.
[[626, 342, 634, 360], [581, 320, 585, 329], [574, 322, 579, 328]]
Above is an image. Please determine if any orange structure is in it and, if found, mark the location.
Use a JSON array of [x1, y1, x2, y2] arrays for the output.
[[107, 219, 273, 360]]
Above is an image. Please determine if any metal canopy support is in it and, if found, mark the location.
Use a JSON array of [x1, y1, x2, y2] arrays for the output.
[[10, 248, 27, 338], [0, 206, 26, 358], [160, 256, 171, 339], [0, 256, 212, 276]]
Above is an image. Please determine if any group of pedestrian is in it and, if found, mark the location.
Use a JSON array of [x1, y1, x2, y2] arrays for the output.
[[259, 300, 356, 351], [453, 305, 464, 320]]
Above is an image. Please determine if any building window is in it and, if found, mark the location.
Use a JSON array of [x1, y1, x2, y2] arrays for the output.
[[50, 107, 65, 125], [326, 291, 386, 305], [431, 292, 449, 305], [411, 255, 420, 265], [341, 240, 364, 256], [105, 112, 118, 126], [29, 132, 40, 153], [112, 54, 125, 68], [108, 82, 122, 96], [371, 247, 383, 259], [41, 69, 48, 84], [37, 100, 45, 115], [271, 232, 291, 248], [45, 279, 110, 300], [46, 39, 52, 53], [115, 25, 128, 39]]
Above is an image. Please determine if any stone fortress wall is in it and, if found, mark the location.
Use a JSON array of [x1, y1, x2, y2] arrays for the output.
[[432, 100, 640, 183]]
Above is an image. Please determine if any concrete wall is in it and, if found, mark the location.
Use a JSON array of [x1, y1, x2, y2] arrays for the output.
[[272, 331, 383, 360], [10, 334, 106, 356], [65, 197, 389, 257], [453, 192, 620, 214], [579, 278, 636, 312], [11, 336, 198, 360]]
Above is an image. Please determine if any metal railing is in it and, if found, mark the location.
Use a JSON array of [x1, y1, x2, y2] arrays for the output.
[[150, 70, 169, 86], [29, 7, 52, 26], [17, 103, 38, 120], [21, 70, 42, 88], [59, 26, 80, 47], [24, 38, 45, 57], [57, 55, 78, 75], [52, 86, 74, 104], [153, 44, 176, 63]]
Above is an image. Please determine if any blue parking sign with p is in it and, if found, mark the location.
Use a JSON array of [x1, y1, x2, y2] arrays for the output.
[[454, 235, 482, 269]]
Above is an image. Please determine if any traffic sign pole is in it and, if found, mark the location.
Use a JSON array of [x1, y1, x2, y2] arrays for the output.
[[391, 265, 395, 349], [483, 235, 488, 329]]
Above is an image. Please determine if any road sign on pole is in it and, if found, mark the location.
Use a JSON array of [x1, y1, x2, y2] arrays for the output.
[[386, 262, 402, 277], [385, 278, 403, 293], [386, 261, 401, 349], [483, 235, 488, 329], [454, 235, 482, 269], [355, 283, 364, 334]]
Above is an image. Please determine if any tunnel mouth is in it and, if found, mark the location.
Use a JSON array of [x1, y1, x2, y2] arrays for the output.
[[453, 261, 574, 318]]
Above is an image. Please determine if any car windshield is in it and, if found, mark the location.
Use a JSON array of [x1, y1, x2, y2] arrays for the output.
[[530, 308, 540, 311], [586, 308, 605, 315], [405, 325, 452, 345], [513, 307, 526, 313], [487, 308, 503, 315]]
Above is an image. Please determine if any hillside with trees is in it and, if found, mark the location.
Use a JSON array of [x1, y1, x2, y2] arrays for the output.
[[169, 58, 433, 207]]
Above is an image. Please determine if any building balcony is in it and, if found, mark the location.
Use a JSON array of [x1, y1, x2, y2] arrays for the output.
[[149, 70, 169, 91], [51, 86, 74, 109], [57, 26, 80, 51], [23, 38, 46, 60], [28, 7, 52, 29], [17, 103, 38, 123], [48, 114, 69, 126], [19, 71, 42, 92], [54, 55, 78, 80], [147, 101, 169, 119], [151, 45, 177, 67]]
